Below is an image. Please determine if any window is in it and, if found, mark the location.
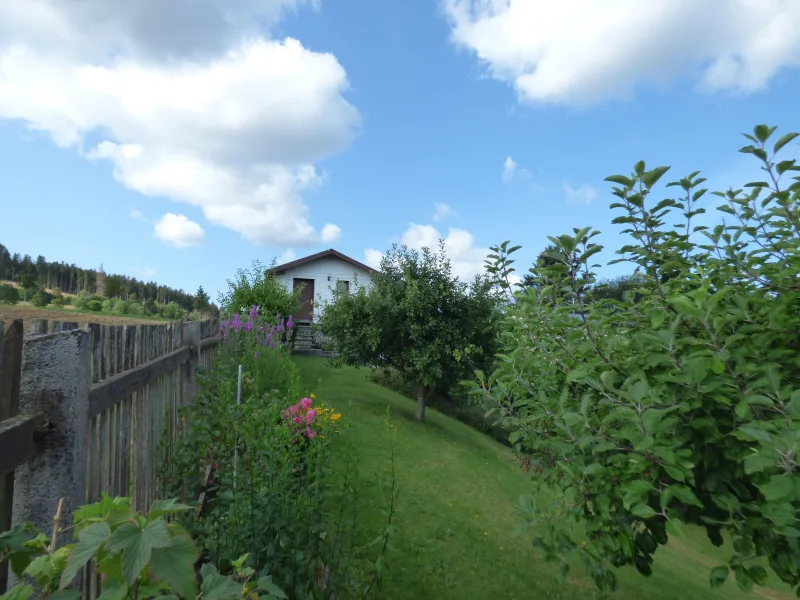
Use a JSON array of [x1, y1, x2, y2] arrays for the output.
[[336, 280, 350, 294]]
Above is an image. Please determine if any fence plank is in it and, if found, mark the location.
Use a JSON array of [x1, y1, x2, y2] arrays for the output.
[[0, 320, 23, 594]]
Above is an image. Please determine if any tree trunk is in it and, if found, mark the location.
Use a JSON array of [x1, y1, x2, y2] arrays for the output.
[[415, 384, 426, 422]]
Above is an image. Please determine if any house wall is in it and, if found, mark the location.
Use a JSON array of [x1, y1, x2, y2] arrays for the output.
[[275, 256, 373, 322]]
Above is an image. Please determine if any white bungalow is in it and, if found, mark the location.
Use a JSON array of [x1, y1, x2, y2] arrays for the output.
[[271, 249, 377, 325]]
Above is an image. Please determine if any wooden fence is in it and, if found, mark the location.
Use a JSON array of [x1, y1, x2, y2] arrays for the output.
[[0, 317, 221, 594]]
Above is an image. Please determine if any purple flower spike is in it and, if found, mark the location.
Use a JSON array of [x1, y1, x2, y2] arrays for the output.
[[249, 305, 259, 321], [287, 315, 294, 329], [244, 321, 253, 332], [231, 313, 242, 330], [254, 351, 259, 358]]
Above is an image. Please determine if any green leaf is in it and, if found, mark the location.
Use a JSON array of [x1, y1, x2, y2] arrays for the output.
[[605, 175, 634, 188], [631, 504, 657, 519], [146, 499, 193, 519], [150, 533, 201, 599], [94, 579, 128, 600], [200, 565, 242, 600], [743, 452, 774, 475], [23, 555, 56, 586], [759, 475, 794, 502], [748, 565, 768, 586], [711, 359, 725, 375], [108, 519, 171, 586], [257, 576, 288, 599], [753, 125, 777, 144], [665, 515, 685, 539], [773, 132, 799, 153], [0, 584, 34, 600], [50, 591, 83, 600], [60, 521, 111, 589], [709, 565, 729, 588]]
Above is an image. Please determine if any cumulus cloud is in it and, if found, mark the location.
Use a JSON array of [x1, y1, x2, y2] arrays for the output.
[[432, 202, 456, 221], [320, 223, 342, 243], [502, 156, 530, 182], [153, 213, 206, 248], [443, 0, 800, 105], [275, 248, 297, 265], [366, 223, 492, 281], [0, 0, 360, 245], [564, 183, 598, 205]]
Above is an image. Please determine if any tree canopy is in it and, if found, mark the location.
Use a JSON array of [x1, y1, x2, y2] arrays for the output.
[[478, 125, 800, 593], [317, 242, 501, 421]]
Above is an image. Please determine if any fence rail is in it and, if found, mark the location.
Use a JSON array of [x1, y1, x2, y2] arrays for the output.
[[0, 317, 221, 595]]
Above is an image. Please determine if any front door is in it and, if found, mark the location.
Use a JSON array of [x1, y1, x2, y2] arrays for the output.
[[293, 278, 315, 322]]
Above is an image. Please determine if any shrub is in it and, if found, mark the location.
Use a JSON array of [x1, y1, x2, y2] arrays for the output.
[[101, 298, 117, 313], [128, 301, 145, 316], [480, 125, 800, 593], [218, 259, 300, 320], [73, 290, 89, 310], [0, 283, 19, 304], [163, 306, 395, 597], [30, 289, 52, 307], [87, 298, 103, 312], [161, 301, 187, 320], [113, 299, 131, 315], [0, 496, 287, 600], [61, 294, 71, 306]]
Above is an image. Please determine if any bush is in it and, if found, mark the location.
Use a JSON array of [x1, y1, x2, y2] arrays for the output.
[[480, 125, 800, 593], [218, 259, 300, 320], [87, 298, 103, 312], [113, 299, 130, 315], [0, 496, 288, 600], [29, 289, 52, 307], [163, 306, 394, 597], [61, 294, 71, 306], [101, 298, 116, 313], [0, 283, 19, 304], [128, 300, 145, 316], [73, 290, 89, 310], [161, 301, 187, 320]]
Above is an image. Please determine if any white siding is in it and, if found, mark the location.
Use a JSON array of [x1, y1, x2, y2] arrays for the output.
[[275, 255, 373, 322]]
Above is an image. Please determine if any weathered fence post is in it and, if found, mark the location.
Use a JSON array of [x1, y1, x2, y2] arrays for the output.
[[0, 320, 23, 594], [11, 328, 90, 542], [28, 319, 49, 336], [182, 321, 201, 403]]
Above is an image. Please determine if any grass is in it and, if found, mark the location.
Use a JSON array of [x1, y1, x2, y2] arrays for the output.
[[294, 356, 794, 600]]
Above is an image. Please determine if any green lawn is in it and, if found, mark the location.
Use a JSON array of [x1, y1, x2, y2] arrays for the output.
[[295, 356, 793, 600]]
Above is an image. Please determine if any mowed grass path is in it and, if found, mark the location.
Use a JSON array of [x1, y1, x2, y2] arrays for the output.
[[295, 357, 793, 600]]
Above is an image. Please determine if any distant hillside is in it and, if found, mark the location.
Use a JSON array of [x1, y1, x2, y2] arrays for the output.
[[0, 242, 196, 311]]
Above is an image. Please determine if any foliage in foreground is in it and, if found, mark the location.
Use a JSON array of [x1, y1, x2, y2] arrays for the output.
[[479, 125, 800, 593], [317, 243, 500, 421], [162, 306, 395, 599], [0, 496, 288, 600]]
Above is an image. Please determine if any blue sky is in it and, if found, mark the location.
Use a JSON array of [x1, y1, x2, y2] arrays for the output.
[[1, 0, 799, 300]]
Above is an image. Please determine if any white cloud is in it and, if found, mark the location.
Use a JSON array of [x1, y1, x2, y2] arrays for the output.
[[443, 0, 800, 105], [432, 202, 456, 221], [364, 248, 384, 270], [0, 0, 359, 245], [320, 223, 342, 243], [153, 213, 206, 248], [275, 248, 297, 265], [564, 183, 598, 205], [502, 156, 518, 182], [378, 223, 493, 280], [502, 155, 530, 182]]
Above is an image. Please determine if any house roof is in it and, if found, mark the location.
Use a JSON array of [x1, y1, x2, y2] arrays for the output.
[[271, 248, 379, 275]]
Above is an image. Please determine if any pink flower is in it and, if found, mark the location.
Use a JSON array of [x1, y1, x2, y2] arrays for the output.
[[300, 397, 312, 410]]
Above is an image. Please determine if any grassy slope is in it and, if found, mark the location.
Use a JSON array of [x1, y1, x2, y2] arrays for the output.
[[295, 356, 793, 600]]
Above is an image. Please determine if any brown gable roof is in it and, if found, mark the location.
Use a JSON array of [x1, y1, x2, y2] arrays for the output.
[[271, 248, 379, 275]]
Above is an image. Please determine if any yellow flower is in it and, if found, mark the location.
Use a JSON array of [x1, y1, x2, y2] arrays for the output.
[[483, 532, 487, 536], [311, 393, 316, 399]]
